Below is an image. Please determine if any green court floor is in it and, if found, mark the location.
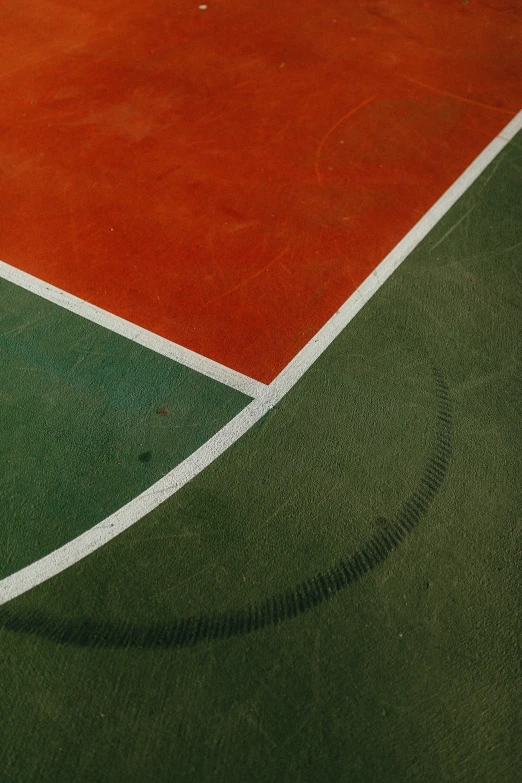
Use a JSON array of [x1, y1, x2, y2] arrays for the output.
[[0, 279, 250, 577], [0, 131, 520, 780]]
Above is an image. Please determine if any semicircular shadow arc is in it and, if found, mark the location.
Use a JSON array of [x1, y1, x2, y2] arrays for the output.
[[0, 370, 452, 650]]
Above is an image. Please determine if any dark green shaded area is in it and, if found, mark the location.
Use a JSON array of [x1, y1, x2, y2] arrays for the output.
[[0, 284, 250, 576], [0, 369, 452, 648], [1, 134, 521, 781]]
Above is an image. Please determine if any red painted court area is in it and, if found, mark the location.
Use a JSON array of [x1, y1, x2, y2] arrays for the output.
[[0, 0, 519, 382]]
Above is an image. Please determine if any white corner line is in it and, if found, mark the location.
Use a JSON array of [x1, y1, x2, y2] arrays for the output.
[[0, 260, 267, 401], [0, 109, 520, 605], [271, 109, 522, 400]]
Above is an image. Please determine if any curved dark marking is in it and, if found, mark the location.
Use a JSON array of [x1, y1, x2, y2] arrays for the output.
[[0, 370, 452, 649]]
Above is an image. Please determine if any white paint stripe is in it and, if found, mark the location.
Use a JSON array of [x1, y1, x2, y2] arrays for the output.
[[0, 109, 520, 605], [271, 111, 522, 400], [0, 260, 267, 400]]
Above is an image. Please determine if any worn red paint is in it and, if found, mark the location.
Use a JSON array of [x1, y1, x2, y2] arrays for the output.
[[0, 1, 519, 382]]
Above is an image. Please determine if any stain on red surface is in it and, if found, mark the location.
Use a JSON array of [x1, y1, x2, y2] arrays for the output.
[[0, 1, 519, 381]]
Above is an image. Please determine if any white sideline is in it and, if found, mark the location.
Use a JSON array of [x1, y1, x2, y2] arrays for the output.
[[0, 260, 267, 400], [0, 109, 520, 605]]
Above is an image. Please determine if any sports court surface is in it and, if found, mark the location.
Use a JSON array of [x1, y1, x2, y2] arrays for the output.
[[0, 1, 521, 780]]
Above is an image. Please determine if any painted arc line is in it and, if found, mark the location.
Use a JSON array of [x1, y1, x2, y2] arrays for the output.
[[0, 369, 453, 648], [0, 260, 266, 400], [0, 109, 520, 606]]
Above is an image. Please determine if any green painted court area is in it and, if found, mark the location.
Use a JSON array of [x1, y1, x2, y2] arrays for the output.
[[0, 283, 250, 577], [1, 122, 521, 780]]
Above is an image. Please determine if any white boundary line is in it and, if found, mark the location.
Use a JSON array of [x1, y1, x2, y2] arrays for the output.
[[0, 110, 520, 605], [0, 261, 267, 400]]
